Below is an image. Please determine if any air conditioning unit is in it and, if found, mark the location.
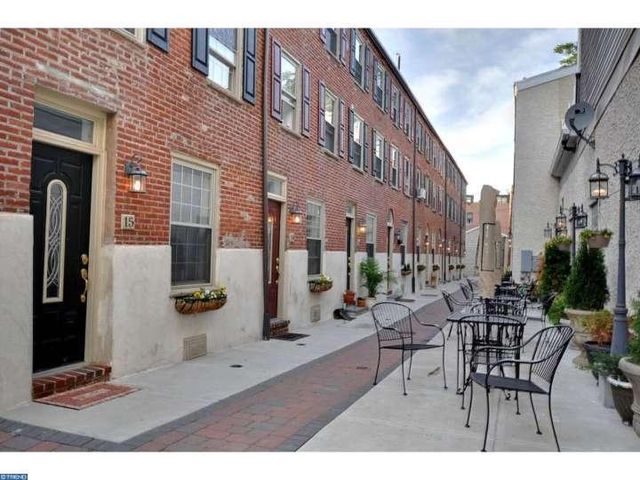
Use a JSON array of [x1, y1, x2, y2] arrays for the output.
[[417, 188, 427, 200]]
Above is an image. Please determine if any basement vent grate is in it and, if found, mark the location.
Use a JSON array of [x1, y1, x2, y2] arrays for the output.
[[183, 334, 207, 361]]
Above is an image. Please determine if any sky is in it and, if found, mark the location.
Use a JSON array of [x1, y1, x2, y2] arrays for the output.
[[374, 28, 577, 200]]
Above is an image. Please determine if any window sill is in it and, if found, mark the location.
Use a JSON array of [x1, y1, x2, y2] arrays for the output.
[[170, 284, 216, 298], [112, 29, 147, 48], [375, 102, 385, 113], [279, 124, 303, 140], [352, 165, 365, 175], [206, 79, 244, 105], [374, 177, 384, 184], [354, 79, 367, 94], [322, 148, 340, 160]]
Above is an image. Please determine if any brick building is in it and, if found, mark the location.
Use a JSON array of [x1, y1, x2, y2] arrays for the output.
[[0, 28, 466, 410]]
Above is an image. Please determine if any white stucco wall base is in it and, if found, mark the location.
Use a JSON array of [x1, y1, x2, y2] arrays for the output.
[[0, 213, 33, 410], [110, 246, 262, 378]]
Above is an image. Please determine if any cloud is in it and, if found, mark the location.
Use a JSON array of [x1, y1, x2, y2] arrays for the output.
[[410, 70, 462, 119]]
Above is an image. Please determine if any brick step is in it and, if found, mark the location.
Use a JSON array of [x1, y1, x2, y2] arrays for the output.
[[32, 364, 112, 400], [269, 317, 290, 337]]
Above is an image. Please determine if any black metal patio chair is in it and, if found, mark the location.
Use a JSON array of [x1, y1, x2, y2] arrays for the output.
[[482, 297, 527, 320], [442, 289, 481, 339], [460, 282, 481, 302], [371, 302, 447, 395], [464, 325, 574, 452]]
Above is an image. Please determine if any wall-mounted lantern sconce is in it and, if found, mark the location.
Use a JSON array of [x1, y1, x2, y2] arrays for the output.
[[543, 221, 553, 239], [424, 234, 430, 249], [394, 229, 402, 245], [288, 203, 304, 224], [124, 154, 148, 193], [357, 222, 367, 235]]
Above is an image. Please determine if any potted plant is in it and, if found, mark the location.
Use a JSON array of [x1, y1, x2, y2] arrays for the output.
[[417, 264, 427, 272], [590, 352, 634, 425], [401, 264, 412, 276], [308, 274, 333, 293], [547, 293, 567, 326], [581, 228, 613, 249], [343, 289, 356, 305], [360, 258, 384, 308], [431, 264, 440, 287], [448, 264, 454, 271], [356, 297, 366, 308], [556, 235, 572, 252], [619, 299, 640, 436], [174, 286, 228, 314], [538, 236, 570, 299], [582, 309, 613, 382], [563, 236, 609, 367]]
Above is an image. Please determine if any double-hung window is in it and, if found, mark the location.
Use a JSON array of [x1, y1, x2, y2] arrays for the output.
[[325, 28, 340, 57], [281, 52, 300, 131], [208, 29, 241, 93], [171, 160, 216, 287], [390, 146, 399, 189], [373, 132, 384, 180], [324, 89, 338, 154], [306, 201, 323, 276], [404, 105, 412, 138], [366, 214, 376, 258], [403, 157, 411, 196], [391, 85, 399, 125], [351, 112, 365, 169], [373, 62, 385, 108], [352, 34, 365, 86]]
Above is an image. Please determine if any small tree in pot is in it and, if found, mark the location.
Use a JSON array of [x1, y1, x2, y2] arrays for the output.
[[359, 258, 384, 308], [563, 236, 609, 367], [538, 237, 571, 298]]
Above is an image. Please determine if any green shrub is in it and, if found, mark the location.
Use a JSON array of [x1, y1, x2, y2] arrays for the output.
[[538, 236, 571, 297], [630, 299, 640, 365], [563, 237, 609, 310], [360, 258, 384, 298], [589, 352, 626, 381], [548, 293, 567, 325]]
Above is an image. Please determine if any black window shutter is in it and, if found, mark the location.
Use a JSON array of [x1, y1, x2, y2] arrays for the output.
[[384, 71, 390, 113], [371, 128, 377, 176], [302, 66, 311, 137], [340, 29, 348, 65], [364, 46, 371, 92], [396, 93, 402, 128], [363, 123, 369, 171], [348, 108, 354, 163], [349, 29, 357, 76], [338, 99, 345, 158], [191, 29, 209, 75], [383, 140, 389, 183], [271, 38, 282, 121], [147, 28, 169, 52], [372, 57, 378, 102], [243, 29, 257, 105], [317, 80, 326, 146]]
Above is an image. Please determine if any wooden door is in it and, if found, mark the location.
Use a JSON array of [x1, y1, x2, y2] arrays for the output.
[[266, 200, 281, 318]]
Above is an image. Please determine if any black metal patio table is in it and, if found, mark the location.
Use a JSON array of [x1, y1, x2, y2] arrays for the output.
[[446, 312, 525, 407]]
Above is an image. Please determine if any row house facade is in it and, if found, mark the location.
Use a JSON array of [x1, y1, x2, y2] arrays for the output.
[[0, 28, 466, 410]]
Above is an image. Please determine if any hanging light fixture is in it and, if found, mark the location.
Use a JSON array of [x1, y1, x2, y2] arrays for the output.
[[544, 222, 553, 239], [589, 159, 610, 200], [627, 156, 640, 200], [124, 154, 148, 193], [288, 203, 304, 224]]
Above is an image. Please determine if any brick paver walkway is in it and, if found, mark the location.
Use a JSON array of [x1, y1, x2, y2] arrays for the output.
[[0, 296, 456, 452]]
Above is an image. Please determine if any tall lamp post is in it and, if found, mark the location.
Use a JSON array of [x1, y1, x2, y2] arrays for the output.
[[589, 155, 640, 355], [569, 203, 588, 261], [554, 201, 568, 237]]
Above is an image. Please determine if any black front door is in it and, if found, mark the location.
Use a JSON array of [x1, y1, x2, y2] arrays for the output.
[[346, 218, 352, 290], [30, 142, 92, 372]]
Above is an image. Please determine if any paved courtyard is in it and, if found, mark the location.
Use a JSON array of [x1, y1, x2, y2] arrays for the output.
[[0, 281, 638, 452]]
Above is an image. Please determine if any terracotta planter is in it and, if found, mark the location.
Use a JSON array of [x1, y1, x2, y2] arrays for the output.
[[608, 376, 634, 425], [588, 234, 610, 249], [619, 357, 640, 436], [356, 297, 366, 308], [343, 290, 356, 305], [174, 297, 227, 314], [431, 273, 438, 287], [564, 308, 597, 368]]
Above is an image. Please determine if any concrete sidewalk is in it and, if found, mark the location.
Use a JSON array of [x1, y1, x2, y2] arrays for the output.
[[0, 282, 460, 445], [301, 315, 640, 452]]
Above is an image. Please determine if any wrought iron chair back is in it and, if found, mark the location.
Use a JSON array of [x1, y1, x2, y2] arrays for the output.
[[528, 325, 574, 386], [461, 314, 526, 362], [482, 298, 526, 318], [371, 301, 414, 344], [460, 283, 473, 300]]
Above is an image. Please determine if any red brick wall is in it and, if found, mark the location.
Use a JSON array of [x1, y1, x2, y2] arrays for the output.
[[0, 28, 466, 254]]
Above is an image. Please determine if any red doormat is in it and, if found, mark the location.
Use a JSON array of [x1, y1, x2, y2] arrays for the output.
[[34, 383, 138, 410]]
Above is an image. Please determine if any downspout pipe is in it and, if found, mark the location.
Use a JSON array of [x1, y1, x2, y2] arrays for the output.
[[411, 113, 417, 294], [444, 158, 448, 282], [262, 28, 271, 340]]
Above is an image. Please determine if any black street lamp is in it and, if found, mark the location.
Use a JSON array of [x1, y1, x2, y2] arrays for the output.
[[543, 221, 553, 239], [568, 203, 588, 260], [554, 201, 567, 237], [588, 154, 640, 355]]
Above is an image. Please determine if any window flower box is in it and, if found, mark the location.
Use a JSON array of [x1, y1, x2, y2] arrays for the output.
[[174, 287, 227, 314], [581, 229, 613, 249], [416, 264, 426, 272], [401, 264, 412, 276], [309, 274, 333, 293]]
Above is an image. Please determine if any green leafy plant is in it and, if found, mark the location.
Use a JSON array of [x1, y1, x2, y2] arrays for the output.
[[416, 264, 426, 272], [554, 41, 577, 66], [580, 228, 613, 241], [548, 292, 567, 325], [563, 237, 609, 310], [588, 352, 626, 381], [360, 258, 384, 298], [309, 273, 333, 286], [432, 264, 440, 272], [582, 310, 613, 345], [448, 264, 454, 271], [538, 237, 571, 297]]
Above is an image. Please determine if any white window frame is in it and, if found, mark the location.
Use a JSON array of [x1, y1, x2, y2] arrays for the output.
[[373, 62, 385, 108], [403, 156, 412, 197], [325, 28, 341, 59], [352, 111, 365, 170], [391, 85, 399, 125], [373, 132, 384, 181], [170, 155, 218, 291], [306, 200, 324, 278], [115, 28, 145, 44], [281, 50, 301, 133], [207, 28, 244, 96], [324, 88, 339, 155], [366, 213, 376, 256], [390, 145, 399, 189], [353, 33, 365, 87]]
